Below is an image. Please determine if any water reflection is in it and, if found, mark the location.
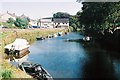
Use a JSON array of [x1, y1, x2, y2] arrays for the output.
[[27, 32, 120, 79], [83, 51, 116, 79], [28, 32, 87, 78], [109, 51, 120, 79]]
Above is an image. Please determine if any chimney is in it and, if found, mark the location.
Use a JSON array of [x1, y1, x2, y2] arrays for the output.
[[13, 13, 15, 16]]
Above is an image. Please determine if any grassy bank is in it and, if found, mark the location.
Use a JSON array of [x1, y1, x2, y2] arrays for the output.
[[0, 28, 68, 79]]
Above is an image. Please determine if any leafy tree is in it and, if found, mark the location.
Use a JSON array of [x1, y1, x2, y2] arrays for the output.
[[69, 15, 81, 31], [78, 2, 120, 35], [7, 18, 15, 24], [105, 2, 120, 28], [75, 11, 82, 28], [14, 17, 29, 28], [53, 12, 70, 18], [26, 17, 30, 22]]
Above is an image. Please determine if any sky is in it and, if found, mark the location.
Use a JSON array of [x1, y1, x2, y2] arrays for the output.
[[0, 0, 82, 19]]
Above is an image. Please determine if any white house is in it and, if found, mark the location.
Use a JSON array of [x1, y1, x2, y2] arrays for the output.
[[37, 18, 69, 28], [53, 18, 69, 28], [38, 18, 54, 28], [0, 11, 16, 22], [41, 18, 51, 26], [29, 19, 38, 26]]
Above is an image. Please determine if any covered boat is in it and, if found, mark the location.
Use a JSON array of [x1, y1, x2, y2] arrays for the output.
[[18, 62, 53, 80], [36, 36, 45, 40], [4, 38, 30, 58]]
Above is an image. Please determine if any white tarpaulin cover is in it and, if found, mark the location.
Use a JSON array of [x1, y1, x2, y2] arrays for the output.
[[4, 38, 30, 50]]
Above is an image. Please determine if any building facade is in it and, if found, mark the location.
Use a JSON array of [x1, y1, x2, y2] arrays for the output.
[[0, 11, 16, 22], [53, 18, 69, 28], [37, 18, 69, 28]]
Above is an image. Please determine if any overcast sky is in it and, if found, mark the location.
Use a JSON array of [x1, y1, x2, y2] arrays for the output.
[[0, 0, 82, 19]]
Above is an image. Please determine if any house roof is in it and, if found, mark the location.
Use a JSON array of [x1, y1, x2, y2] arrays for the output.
[[40, 18, 52, 23], [19, 14, 29, 18], [53, 18, 69, 23], [42, 17, 53, 19], [7, 12, 17, 18], [0, 11, 17, 22]]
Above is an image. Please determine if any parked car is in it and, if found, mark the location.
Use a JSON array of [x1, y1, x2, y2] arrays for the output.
[[30, 26, 41, 28]]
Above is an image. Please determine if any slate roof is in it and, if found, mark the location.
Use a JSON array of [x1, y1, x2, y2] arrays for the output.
[[53, 18, 69, 23]]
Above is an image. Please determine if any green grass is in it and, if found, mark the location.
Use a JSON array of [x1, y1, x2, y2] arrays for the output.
[[0, 33, 9, 38], [1, 70, 12, 79]]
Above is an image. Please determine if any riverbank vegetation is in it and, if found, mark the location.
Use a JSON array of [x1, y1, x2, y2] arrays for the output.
[[0, 28, 68, 79], [75, 1, 120, 51], [79, 2, 120, 36], [53, 12, 81, 31]]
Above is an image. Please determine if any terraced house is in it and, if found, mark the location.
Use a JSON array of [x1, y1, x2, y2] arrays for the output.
[[0, 11, 16, 22]]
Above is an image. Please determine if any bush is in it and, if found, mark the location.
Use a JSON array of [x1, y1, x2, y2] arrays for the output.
[[2, 70, 12, 79]]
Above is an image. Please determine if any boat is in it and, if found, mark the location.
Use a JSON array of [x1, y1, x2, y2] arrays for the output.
[[6, 51, 29, 62], [83, 36, 91, 41], [57, 32, 62, 36], [4, 38, 30, 58], [48, 34, 53, 38], [64, 37, 91, 42], [36, 37, 45, 40], [64, 39, 83, 42], [18, 62, 53, 80], [53, 34, 57, 37], [64, 32, 68, 35]]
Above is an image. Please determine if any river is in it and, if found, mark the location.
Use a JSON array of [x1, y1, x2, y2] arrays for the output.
[[25, 32, 120, 79]]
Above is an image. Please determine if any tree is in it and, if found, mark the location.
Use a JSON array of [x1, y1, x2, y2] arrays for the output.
[[14, 17, 29, 28], [53, 12, 70, 18], [69, 14, 81, 31], [105, 2, 120, 28], [78, 2, 120, 35], [53, 12, 82, 31], [7, 18, 15, 24]]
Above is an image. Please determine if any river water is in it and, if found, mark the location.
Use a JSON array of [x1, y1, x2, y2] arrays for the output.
[[26, 32, 120, 79]]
